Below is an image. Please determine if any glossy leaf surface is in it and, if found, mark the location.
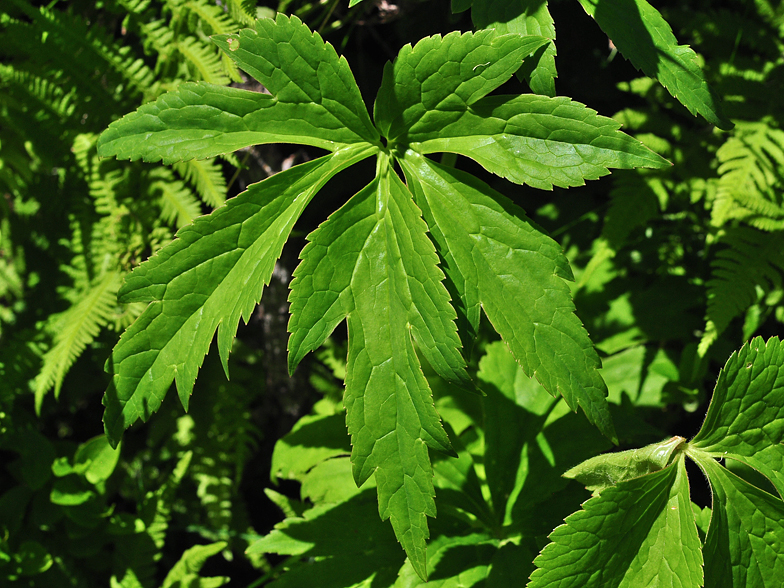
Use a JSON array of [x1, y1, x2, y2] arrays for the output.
[[529, 456, 703, 588], [576, 0, 732, 129], [402, 153, 616, 441]]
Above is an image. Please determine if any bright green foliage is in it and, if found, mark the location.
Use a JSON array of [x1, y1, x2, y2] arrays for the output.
[[0, 0, 232, 410], [697, 456, 784, 588], [402, 94, 666, 191], [691, 336, 784, 497], [530, 337, 784, 587], [249, 340, 619, 587], [102, 145, 374, 442], [97, 14, 668, 575], [529, 455, 703, 588], [575, 0, 732, 130], [401, 154, 615, 440], [6, 1, 776, 587], [563, 435, 686, 494], [470, 0, 558, 97]]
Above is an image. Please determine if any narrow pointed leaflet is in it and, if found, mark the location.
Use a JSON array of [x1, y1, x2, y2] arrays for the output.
[[691, 336, 784, 497], [470, 0, 558, 97], [402, 152, 616, 441], [103, 145, 375, 444], [288, 156, 466, 579], [695, 455, 784, 587], [575, 0, 732, 130]]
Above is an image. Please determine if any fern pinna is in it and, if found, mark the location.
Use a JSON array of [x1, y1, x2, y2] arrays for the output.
[[0, 0, 244, 408]]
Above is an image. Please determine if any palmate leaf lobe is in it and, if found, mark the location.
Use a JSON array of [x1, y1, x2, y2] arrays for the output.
[[402, 152, 616, 442], [288, 157, 466, 579], [534, 337, 784, 587], [528, 455, 702, 588], [103, 145, 375, 444], [575, 0, 732, 130]]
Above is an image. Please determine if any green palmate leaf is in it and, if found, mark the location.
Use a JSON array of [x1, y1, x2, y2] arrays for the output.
[[691, 336, 784, 497], [373, 29, 550, 143], [409, 94, 670, 190], [696, 455, 784, 587], [402, 152, 616, 442], [97, 14, 379, 164], [575, 0, 733, 130], [288, 156, 466, 578], [471, 0, 558, 96], [103, 144, 375, 444], [528, 455, 703, 588]]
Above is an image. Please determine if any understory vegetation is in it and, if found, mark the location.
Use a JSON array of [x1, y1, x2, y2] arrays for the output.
[[2, 0, 784, 586]]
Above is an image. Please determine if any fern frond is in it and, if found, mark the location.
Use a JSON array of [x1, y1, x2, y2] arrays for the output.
[[176, 36, 230, 85], [140, 18, 176, 58], [3, 0, 156, 106], [34, 270, 122, 412], [173, 159, 227, 209], [181, 0, 244, 82], [0, 64, 76, 121], [712, 124, 784, 229], [149, 167, 203, 228], [699, 226, 784, 356], [183, 0, 239, 35], [225, 0, 258, 26]]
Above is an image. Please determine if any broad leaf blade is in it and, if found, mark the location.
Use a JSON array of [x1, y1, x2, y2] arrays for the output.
[[98, 16, 378, 164], [471, 0, 557, 96], [213, 14, 379, 144], [289, 166, 472, 390], [403, 153, 616, 442], [697, 455, 784, 587], [374, 29, 549, 142], [692, 336, 784, 497], [102, 145, 375, 445], [289, 161, 467, 578], [345, 167, 454, 580], [564, 436, 686, 494], [576, 0, 732, 130], [287, 179, 378, 372], [528, 456, 703, 588], [411, 94, 670, 190]]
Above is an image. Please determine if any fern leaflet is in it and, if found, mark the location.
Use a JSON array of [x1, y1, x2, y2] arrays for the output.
[[699, 226, 784, 355], [174, 159, 228, 208], [34, 271, 123, 411]]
